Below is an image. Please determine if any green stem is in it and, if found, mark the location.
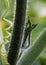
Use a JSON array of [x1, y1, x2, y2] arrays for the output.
[[17, 28, 46, 65], [7, 0, 27, 65]]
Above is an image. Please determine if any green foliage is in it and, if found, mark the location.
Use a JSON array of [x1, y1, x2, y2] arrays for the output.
[[0, 0, 46, 65]]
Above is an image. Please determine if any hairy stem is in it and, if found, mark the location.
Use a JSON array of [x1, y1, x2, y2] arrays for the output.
[[17, 29, 46, 65], [7, 0, 27, 65]]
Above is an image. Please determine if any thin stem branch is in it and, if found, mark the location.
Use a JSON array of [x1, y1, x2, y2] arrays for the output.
[[7, 0, 27, 65]]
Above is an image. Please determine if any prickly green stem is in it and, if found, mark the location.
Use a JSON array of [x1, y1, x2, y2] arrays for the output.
[[17, 28, 46, 65], [7, 0, 27, 65]]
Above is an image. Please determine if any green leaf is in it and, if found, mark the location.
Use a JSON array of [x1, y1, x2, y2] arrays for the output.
[[17, 29, 46, 65], [32, 22, 46, 65], [32, 22, 46, 42]]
